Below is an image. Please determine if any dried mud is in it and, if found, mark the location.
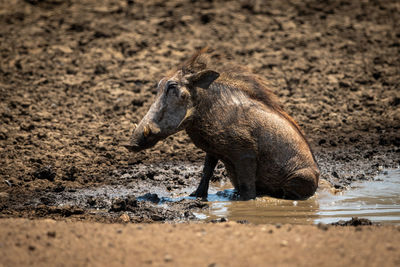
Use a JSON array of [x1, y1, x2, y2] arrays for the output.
[[1, 219, 400, 267], [0, 0, 399, 222]]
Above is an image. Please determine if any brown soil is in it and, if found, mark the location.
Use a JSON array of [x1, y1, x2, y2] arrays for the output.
[[1, 0, 399, 221], [0, 0, 399, 262], [1, 218, 399, 267]]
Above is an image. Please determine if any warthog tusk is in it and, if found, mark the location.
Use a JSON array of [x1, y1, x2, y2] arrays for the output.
[[133, 123, 138, 129], [177, 107, 194, 129], [143, 125, 150, 137]]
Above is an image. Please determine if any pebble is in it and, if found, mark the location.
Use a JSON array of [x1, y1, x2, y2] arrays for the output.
[[47, 231, 56, 238], [164, 254, 173, 262], [119, 213, 130, 223], [280, 240, 288, 247]]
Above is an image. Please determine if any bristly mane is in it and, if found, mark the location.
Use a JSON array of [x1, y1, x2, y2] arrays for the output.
[[180, 47, 211, 75], [181, 48, 283, 111], [180, 49, 301, 127], [180, 48, 315, 159]]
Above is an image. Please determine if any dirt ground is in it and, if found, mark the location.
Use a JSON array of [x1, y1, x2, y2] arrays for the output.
[[0, 0, 399, 265], [0, 218, 399, 267]]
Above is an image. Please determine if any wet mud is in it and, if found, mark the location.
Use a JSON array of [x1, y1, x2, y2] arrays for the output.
[[0, 0, 399, 223]]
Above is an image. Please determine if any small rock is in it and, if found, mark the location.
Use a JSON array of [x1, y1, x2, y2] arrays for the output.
[[280, 240, 288, 247], [151, 214, 164, 221], [47, 231, 56, 238], [164, 254, 173, 262], [119, 213, 130, 223]]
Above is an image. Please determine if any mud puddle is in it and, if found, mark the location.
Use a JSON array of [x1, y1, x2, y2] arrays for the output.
[[201, 168, 400, 225], [43, 167, 400, 225]]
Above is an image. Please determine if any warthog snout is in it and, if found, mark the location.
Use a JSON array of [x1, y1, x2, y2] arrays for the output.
[[124, 122, 161, 152]]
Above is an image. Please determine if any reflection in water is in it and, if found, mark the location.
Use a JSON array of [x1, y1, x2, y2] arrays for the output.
[[201, 168, 400, 225]]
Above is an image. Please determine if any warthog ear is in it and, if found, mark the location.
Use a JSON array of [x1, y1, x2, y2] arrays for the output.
[[186, 70, 220, 89]]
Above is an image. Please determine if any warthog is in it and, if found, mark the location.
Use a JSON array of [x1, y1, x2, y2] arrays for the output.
[[125, 48, 319, 200]]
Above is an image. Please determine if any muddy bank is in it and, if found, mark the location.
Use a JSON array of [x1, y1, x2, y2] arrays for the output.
[[0, 0, 399, 222], [2, 162, 399, 224], [1, 218, 399, 267]]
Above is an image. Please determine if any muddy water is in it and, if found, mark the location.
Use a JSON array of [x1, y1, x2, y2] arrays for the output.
[[49, 168, 400, 224], [200, 169, 400, 225]]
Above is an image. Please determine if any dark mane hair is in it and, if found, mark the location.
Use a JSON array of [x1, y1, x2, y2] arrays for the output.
[[180, 48, 315, 158], [180, 47, 211, 74], [181, 48, 282, 111]]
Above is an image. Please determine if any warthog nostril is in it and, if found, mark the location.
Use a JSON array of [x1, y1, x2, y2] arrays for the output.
[[143, 125, 151, 137]]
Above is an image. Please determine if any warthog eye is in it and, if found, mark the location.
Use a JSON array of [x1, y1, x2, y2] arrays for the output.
[[166, 81, 178, 94]]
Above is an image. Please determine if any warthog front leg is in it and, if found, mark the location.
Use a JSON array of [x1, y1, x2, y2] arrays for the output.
[[235, 154, 257, 200], [190, 154, 218, 200]]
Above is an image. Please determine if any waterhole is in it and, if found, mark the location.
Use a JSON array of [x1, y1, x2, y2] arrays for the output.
[[51, 168, 400, 224], [199, 168, 400, 225]]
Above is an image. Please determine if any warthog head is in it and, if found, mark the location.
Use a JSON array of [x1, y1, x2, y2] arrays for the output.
[[125, 69, 219, 152]]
